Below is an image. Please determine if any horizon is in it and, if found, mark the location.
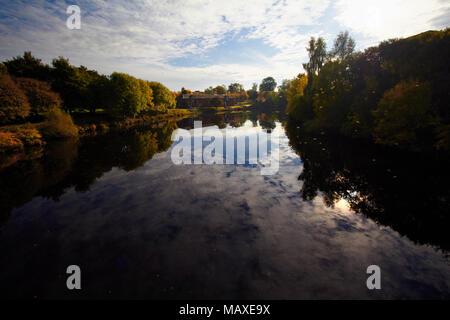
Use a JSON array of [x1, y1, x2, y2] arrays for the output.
[[0, 0, 449, 91]]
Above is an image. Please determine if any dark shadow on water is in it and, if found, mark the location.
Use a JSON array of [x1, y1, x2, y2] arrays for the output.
[[286, 119, 450, 252]]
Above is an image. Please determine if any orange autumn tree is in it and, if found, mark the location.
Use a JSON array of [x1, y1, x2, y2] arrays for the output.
[[0, 73, 30, 124], [15, 78, 62, 116]]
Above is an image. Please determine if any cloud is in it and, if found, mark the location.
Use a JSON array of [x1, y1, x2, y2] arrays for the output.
[[0, 0, 448, 90], [334, 0, 450, 44]]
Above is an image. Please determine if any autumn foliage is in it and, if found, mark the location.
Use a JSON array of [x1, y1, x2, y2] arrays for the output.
[[15, 77, 62, 115], [0, 73, 30, 124], [287, 29, 450, 152]]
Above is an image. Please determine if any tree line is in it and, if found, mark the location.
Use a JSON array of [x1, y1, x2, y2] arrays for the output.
[[0, 52, 176, 125], [286, 29, 450, 152], [179, 76, 286, 109]]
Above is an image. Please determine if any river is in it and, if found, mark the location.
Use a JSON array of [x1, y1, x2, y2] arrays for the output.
[[0, 110, 449, 299]]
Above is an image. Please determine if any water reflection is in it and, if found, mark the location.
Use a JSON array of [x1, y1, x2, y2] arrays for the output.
[[0, 122, 177, 223], [285, 120, 450, 252], [0, 111, 449, 299], [177, 108, 283, 131]]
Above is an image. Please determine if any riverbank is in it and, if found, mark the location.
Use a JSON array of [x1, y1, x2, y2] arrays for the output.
[[0, 108, 193, 155], [75, 108, 193, 135]]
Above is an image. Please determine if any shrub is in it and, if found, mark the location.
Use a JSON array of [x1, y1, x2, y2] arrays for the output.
[[0, 125, 44, 153], [0, 73, 30, 124], [15, 128, 43, 146], [39, 107, 79, 139], [0, 131, 23, 152]]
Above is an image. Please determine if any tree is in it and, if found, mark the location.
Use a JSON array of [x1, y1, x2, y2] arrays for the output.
[[137, 78, 154, 113], [247, 82, 258, 100], [237, 90, 248, 101], [181, 87, 191, 95], [0, 73, 30, 124], [51, 57, 111, 113], [286, 74, 308, 115], [278, 79, 291, 91], [228, 83, 244, 93], [148, 81, 175, 111], [311, 60, 353, 131], [204, 86, 214, 94], [288, 29, 450, 152], [277, 79, 292, 108], [302, 37, 327, 85], [15, 78, 62, 116], [213, 85, 226, 94], [109, 72, 153, 118], [332, 31, 356, 60], [259, 77, 277, 91], [373, 80, 433, 149], [51, 57, 85, 113], [4, 51, 51, 81], [88, 75, 113, 112]]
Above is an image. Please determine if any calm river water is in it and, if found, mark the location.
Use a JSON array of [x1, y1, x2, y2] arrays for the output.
[[0, 111, 449, 299]]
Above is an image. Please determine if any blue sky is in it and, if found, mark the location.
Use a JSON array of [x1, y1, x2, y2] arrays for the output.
[[0, 0, 448, 91]]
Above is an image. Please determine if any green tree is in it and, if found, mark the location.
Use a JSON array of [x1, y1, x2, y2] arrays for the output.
[[213, 85, 226, 94], [4, 51, 51, 81], [51, 57, 85, 113], [88, 75, 113, 112], [289, 29, 450, 151], [204, 86, 214, 94], [302, 37, 327, 86], [148, 81, 175, 111], [259, 77, 277, 91], [247, 82, 258, 100], [109, 73, 153, 118], [331, 31, 356, 60], [51, 58, 106, 113], [278, 79, 291, 91], [277, 79, 292, 108], [228, 83, 244, 93], [373, 80, 433, 149], [311, 60, 353, 131]]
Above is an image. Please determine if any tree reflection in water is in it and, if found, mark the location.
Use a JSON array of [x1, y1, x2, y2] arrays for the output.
[[286, 119, 450, 252], [0, 121, 178, 224]]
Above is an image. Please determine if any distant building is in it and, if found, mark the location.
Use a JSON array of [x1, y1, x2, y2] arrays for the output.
[[176, 94, 239, 108]]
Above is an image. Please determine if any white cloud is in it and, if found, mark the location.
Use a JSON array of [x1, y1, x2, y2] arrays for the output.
[[334, 0, 450, 44], [0, 0, 447, 90]]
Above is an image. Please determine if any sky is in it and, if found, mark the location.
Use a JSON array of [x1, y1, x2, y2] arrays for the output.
[[0, 0, 449, 91]]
